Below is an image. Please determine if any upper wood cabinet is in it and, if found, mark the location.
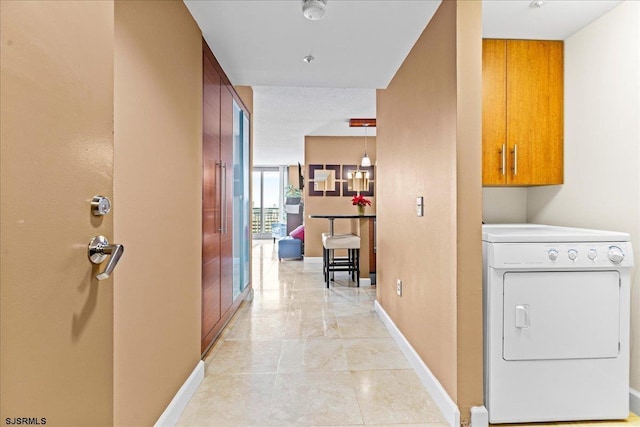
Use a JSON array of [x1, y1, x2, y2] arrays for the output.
[[482, 39, 564, 186]]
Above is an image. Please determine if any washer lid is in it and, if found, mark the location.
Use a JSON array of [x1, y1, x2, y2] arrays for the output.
[[482, 224, 630, 243]]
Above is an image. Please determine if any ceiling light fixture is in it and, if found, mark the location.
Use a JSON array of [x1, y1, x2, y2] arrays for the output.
[[302, 0, 327, 21], [303, 54, 315, 63], [361, 124, 372, 167], [529, 0, 545, 8]]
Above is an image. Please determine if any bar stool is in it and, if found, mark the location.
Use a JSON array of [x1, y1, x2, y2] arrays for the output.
[[322, 233, 360, 288]]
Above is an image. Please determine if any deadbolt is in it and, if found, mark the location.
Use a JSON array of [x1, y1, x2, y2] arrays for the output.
[[91, 195, 111, 216]]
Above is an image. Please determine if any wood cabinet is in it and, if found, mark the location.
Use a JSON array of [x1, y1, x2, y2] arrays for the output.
[[202, 41, 250, 355], [482, 39, 564, 186]]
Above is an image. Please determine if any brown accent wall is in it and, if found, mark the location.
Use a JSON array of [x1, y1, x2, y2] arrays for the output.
[[304, 136, 377, 257], [376, 0, 482, 422], [114, 2, 202, 426], [0, 1, 115, 425]]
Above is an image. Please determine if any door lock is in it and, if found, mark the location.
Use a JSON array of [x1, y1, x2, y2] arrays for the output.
[[91, 195, 112, 216], [88, 235, 124, 280]]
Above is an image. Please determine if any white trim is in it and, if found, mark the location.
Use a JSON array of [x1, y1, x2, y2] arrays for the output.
[[630, 388, 640, 415], [154, 360, 205, 427], [359, 277, 372, 287], [470, 406, 489, 427], [374, 300, 461, 427]]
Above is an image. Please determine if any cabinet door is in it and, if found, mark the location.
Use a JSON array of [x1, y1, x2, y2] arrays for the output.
[[506, 40, 563, 185], [482, 39, 507, 185], [202, 52, 222, 353]]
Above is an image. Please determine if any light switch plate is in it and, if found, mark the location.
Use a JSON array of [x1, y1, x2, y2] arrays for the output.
[[416, 196, 424, 217]]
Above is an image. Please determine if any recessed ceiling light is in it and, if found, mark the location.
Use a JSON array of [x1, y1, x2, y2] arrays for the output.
[[303, 55, 315, 63], [302, 0, 327, 21], [530, 0, 545, 8]]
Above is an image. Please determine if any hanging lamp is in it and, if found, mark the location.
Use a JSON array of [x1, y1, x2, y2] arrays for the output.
[[361, 124, 372, 167]]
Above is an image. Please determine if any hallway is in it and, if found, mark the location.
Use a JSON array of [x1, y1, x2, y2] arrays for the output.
[[177, 241, 448, 426]]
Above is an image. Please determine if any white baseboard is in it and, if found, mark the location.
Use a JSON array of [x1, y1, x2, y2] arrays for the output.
[[359, 278, 372, 287], [374, 300, 460, 427], [154, 360, 205, 427], [471, 406, 488, 427], [631, 388, 640, 415]]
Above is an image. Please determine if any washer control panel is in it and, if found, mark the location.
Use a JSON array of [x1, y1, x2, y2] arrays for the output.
[[488, 242, 633, 269]]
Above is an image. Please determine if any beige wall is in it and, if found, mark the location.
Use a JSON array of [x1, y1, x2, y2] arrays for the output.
[[114, 1, 202, 425], [304, 136, 377, 257], [0, 1, 115, 425], [455, 0, 484, 417], [376, 0, 482, 422]]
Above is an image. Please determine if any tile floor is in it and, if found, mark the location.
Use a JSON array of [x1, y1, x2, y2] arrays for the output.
[[177, 241, 640, 427], [177, 241, 447, 426]]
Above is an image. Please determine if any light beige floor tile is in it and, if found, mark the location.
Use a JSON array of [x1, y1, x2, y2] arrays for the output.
[[352, 370, 447, 425], [278, 338, 349, 373], [175, 373, 276, 427], [342, 338, 411, 370], [337, 314, 391, 338], [269, 371, 363, 426], [179, 242, 447, 426], [494, 412, 640, 427], [289, 299, 335, 319], [206, 340, 282, 374], [242, 292, 290, 317], [284, 313, 341, 339], [310, 424, 448, 427], [327, 288, 376, 304], [333, 300, 377, 317], [290, 289, 333, 302], [224, 315, 289, 340]]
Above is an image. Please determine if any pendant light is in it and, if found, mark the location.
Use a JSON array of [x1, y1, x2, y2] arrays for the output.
[[361, 124, 372, 167]]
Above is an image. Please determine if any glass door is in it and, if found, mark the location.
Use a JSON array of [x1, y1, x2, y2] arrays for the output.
[[232, 101, 250, 301], [252, 168, 282, 239]]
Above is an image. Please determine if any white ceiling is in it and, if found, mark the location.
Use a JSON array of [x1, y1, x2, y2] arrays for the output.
[[184, 0, 623, 166]]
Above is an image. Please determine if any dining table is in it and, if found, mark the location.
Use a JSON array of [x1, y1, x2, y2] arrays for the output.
[[308, 213, 376, 236]]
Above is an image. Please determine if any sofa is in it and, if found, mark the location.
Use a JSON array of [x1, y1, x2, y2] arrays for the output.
[[278, 225, 304, 261]]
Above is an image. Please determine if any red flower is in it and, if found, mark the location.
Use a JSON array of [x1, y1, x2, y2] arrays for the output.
[[351, 195, 371, 207]]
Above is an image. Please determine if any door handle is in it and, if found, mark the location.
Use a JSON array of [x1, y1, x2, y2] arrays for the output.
[[217, 161, 223, 233], [500, 144, 506, 176], [222, 162, 228, 234], [88, 235, 124, 281], [515, 304, 529, 329], [511, 144, 518, 176]]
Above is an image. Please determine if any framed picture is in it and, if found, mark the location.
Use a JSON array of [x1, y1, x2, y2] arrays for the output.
[[308, 164, 341, 196], [342, 165, 374, 197], [308, 164, 324, 196]]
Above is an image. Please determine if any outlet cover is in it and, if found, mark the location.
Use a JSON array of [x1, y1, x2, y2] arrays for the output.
[[396, 279, 402, 296]]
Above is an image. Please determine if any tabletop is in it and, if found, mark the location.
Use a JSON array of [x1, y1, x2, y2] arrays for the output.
[[309, 214, 376, 219]]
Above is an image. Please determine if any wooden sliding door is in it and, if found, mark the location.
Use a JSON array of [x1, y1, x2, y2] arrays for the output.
[[201, 41, 251, 355]]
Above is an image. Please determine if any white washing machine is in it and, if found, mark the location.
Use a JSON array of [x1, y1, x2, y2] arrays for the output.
[[483, 224, 633, 423]]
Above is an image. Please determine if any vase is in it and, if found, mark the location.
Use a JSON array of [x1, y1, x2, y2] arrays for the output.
[[357, 205, 365, 216]]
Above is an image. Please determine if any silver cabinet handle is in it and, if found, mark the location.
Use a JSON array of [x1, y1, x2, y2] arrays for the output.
[[88, 235, 124, 281], [222, 162, 228, 234], [500, 144, 506, 176], [216, 161, 223, 233], [511, 144, 518, 176]]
